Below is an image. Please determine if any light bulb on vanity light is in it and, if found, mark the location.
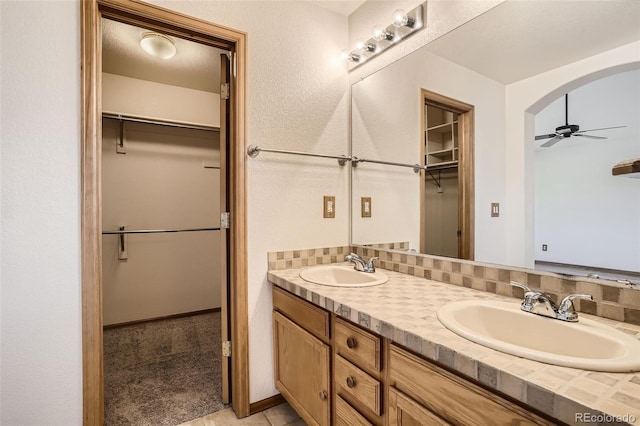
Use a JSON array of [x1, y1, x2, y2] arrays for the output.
[[392, 9, 415, 28], [355, 40, 375, 53], [372, 24, 394, 42], [340, 49, 361, 62]]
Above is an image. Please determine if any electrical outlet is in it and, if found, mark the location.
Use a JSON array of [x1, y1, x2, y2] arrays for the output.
[[323, 196, 335, 218], [542, 244, 548, 251], [491, 203, 500, 217], [361, 197, 372, 218]]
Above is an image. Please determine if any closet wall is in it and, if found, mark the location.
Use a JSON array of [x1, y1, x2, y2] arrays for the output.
[[424, 171, 459, 257], [102, 74, 222, 325]]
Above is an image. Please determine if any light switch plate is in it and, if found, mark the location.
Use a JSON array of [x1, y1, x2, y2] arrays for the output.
[[361, 197, 372, 218], [491, 203, 500, 217], [323, 196, 335, 218]]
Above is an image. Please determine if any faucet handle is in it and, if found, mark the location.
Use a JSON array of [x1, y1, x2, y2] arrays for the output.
[[557, 294, 592, 322], [509, 281, 533, 293], [365, 257, 378, 272], [558, 294, 593, 313]]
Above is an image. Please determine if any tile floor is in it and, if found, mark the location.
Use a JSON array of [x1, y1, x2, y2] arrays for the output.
[[177, 403, 305, 426]]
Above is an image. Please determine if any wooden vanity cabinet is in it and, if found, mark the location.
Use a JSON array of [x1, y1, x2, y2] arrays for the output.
[[273, 288, 331, 426], [388, 344, 555, 426], [272, 286, 558, 426]]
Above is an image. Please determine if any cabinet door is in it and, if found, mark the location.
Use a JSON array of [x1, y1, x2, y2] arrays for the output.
[[273, 311, 330, 426], [389, 387, 451, 426]]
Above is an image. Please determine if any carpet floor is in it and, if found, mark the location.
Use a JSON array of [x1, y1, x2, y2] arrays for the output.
[[104, 311, 224, 426]]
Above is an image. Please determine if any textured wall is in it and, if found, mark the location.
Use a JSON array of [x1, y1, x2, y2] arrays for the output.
[[0, 1, 83, 424]]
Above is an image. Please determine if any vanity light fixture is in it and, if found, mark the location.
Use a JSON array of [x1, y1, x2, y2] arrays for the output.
[[140, 32, 177, 59], [341, 2, 424, 69]]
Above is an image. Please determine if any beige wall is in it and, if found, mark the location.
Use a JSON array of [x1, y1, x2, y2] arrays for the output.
[[103, 72, 220, 127], [424, 170, 458, 257], [101, 120, 221, 325]]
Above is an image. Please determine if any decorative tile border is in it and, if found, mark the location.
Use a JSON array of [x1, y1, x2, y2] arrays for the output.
[[267, 245, 351, 271], [359, 241, 410, 250], [352, 246, 640, 326]]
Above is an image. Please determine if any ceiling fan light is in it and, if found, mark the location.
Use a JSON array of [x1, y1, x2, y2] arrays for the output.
[[140, 32, 176, 59]]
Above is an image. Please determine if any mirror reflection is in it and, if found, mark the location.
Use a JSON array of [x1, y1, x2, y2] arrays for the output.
[[350, 0, 640, 283]]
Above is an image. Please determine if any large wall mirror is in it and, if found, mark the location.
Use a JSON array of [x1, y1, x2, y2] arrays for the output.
[[350, 0, 640, 283]]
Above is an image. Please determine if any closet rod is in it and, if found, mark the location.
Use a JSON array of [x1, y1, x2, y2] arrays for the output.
[[102, 113, 220, 132], [352, 156, 423, 174], [247, 144, 351, 166], [102, 227, 220, 235]]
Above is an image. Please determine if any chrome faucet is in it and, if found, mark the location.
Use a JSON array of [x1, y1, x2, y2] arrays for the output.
[[345, 253, 378, 273], [510, 281, 593, 322]]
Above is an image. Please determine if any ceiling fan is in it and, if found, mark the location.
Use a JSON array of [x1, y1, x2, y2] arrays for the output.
[[535, 93, 626, 148]]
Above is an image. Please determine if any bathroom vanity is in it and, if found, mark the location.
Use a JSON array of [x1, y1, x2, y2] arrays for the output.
[[270, 267, 640, 426]]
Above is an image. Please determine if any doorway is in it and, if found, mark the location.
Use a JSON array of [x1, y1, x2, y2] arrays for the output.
[[100, 19, 227, 420], [81, 1, 248, 424], [420, 89, 475, 260]]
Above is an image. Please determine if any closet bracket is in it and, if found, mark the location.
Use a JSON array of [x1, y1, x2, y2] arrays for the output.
[[426, 169, 442, 189], [116, 117, 126, 154]]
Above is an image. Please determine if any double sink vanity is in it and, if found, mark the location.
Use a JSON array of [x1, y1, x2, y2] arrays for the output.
[[269, 255, 640, 426]]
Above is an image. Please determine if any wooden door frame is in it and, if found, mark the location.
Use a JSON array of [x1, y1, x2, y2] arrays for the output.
[[81, 1, 249, 424], [419, 89, 475, 260]]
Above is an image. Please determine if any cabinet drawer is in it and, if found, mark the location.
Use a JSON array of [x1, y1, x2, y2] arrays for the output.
[[273, 286, 330, 340], [389, 387, 451, 426], [389, 345, 554, 426], [335, 355, 382, 416], [335, 317, 381, 372], [336, 395, 373, 426]]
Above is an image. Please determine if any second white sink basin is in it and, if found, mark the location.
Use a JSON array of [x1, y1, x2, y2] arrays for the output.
[[299, 265, 388, 287], [437, 300, 640, 372]]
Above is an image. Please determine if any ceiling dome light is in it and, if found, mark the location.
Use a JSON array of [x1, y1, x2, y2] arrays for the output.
[[140, 32, 176, 59]]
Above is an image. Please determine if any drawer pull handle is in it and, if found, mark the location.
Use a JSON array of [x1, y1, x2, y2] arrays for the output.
[[346, 376, 356, 388], [319, 391, 327, 401], [346, 337, 357, 348]]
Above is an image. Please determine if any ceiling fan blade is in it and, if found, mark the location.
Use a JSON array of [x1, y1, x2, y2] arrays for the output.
[[541, 137, 562, 148], [574, 134, 607, 140], [575, 125, 626, 134], [535, 133, 558, 141]]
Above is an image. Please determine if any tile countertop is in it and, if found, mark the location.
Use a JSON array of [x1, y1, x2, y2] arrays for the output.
[[268, 266, 640, 426]]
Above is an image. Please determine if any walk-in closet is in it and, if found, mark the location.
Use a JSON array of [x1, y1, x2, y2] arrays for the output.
[[100, 18, 229, 425]]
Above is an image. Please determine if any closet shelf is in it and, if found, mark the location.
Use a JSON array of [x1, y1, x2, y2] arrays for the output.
[[428, 148, 456, 158], [427, 121, 458, 133]]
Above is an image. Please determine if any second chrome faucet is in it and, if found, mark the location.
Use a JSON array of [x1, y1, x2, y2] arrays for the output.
[[510, 281, 592, 322], [345, 253, 378, 273]]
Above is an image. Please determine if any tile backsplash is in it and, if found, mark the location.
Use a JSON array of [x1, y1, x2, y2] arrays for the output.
[[266, 245, 640, 325], [267, 245, 351, 271], [352, 246, 640, 326]]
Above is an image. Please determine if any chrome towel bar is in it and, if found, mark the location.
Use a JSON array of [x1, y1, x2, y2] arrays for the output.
[[247, 144, 350, 166]]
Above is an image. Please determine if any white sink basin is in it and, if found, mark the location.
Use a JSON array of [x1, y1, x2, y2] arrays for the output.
[[299, 265, 388, 287], [437, 300, 640, 372]]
